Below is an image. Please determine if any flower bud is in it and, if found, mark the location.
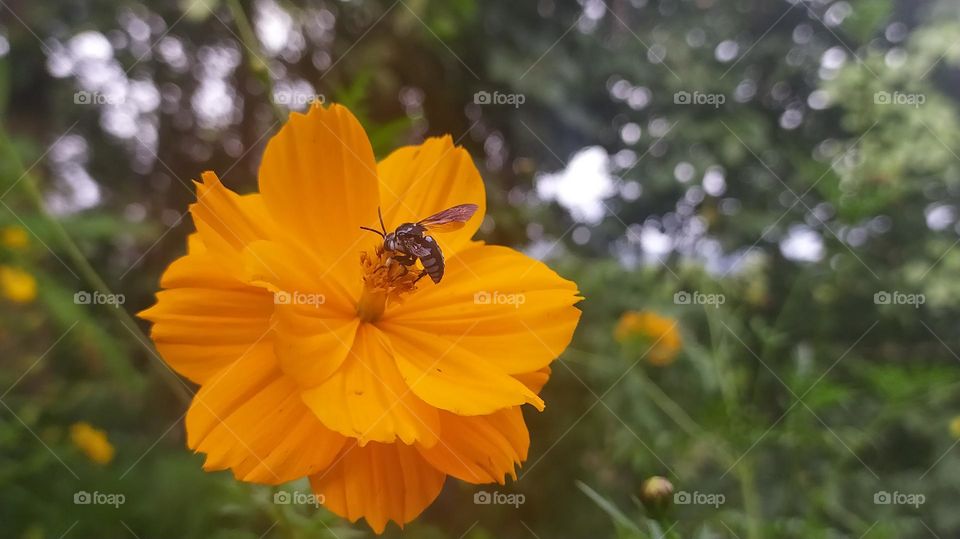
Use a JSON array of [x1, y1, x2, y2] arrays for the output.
[[640, 476, 674, 515]]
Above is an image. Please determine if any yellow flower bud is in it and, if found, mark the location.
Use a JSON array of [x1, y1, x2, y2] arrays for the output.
[[640, 476, 674, 515]]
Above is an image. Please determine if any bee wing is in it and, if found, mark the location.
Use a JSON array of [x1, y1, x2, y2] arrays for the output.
[[418, 203, 479, 233], [400, 236, 433, 257]]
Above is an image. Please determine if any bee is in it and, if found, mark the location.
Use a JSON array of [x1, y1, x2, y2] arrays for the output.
[[360, 203, 479, 284]]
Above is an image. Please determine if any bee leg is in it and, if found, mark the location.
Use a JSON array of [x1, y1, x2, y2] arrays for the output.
[[413, 270, 429, 284]]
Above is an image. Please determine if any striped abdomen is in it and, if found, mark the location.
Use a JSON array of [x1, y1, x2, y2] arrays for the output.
[[417, 236, 445, 283]]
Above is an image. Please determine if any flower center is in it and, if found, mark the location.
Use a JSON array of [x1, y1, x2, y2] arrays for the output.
[[356, 246, 421, 322]]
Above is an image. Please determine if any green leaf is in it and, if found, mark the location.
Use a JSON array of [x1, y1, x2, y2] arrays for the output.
[[576, 481, 645, 536]]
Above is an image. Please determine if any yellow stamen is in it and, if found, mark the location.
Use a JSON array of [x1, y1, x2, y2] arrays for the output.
[[356, 246, 420, 322]]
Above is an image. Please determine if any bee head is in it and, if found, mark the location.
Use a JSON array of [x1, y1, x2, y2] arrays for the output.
[[383, 232, 396, 251]]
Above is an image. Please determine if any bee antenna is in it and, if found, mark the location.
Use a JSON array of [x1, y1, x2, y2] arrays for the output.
[[377, 207, 387, 234], [359, 226, 385, 238]]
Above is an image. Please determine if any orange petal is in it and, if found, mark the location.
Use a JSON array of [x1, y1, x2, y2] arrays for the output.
[[514, 365, 552, 394], [236, 238, 364, 388], [139, 241, 275, 384], [300, 324, 440, 447], [158, 234, 237, 290], [377, 136, 485, 257], [273, 303, 361, 388], [190, 172, 274, 268], [186, 343, 346, 484], [240, 239, 357, 316], [417, 407, 529, 485], [185, 231, 204, 254], [309, 441, 446, 534], [258, 103, 380, 294], [385, 244, 581, 375], [382, 323, 544, 415]]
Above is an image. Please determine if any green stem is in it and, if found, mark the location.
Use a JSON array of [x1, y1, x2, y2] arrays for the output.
[[627, 356, 762, 538], [226, 0, 286, 122], [730, 276, 809, 539], [703, 305, 737, 411], [702, 305, 762, 539], [733, 458, 763, 539], [0, 126, 191, 405], [569, 347, 739, 465], [630, 369, 714, 445]]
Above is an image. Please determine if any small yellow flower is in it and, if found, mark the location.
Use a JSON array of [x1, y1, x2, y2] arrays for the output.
[[950, 416, 960, 439], [0, 265, 37, 303], [614, 310, 682, 366], [70, 422, 115, 465], [1, 226, 29, 249]]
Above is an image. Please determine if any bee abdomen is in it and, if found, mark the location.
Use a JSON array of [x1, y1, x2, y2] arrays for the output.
[[421, 256, 444, 283]]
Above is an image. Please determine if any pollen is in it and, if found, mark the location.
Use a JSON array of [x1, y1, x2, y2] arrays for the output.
[[356, 245, 421, 322]]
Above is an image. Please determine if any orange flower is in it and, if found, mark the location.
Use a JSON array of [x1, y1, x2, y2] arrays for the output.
[[614, 310, 681, 366], [140, 103, 581, 533]]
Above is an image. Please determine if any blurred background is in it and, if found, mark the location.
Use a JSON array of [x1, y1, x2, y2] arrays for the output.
[[2, 0, 960, 537]]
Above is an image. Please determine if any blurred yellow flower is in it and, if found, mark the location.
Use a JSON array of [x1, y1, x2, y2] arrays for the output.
[[950, 416, 960, 439], [70, 422, 115, 465], [614, 310, 682, 366], [0, 266, 37, 303], [1, 226, 28, 249]]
